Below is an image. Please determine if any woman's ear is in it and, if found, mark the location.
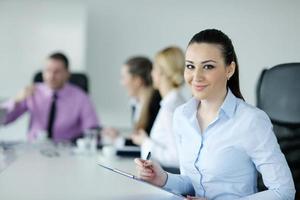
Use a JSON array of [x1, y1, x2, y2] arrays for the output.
[[227, 61, 236, 80]]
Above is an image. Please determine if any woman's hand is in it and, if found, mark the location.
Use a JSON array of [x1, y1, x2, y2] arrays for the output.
[[131, 129, 148, 145], [134, 158, 168, 187], [101, 127, 119, 141]]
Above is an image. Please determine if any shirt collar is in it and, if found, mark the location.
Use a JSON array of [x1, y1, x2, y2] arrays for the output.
[[219, 89, 237, 118], [41, 82, 70, 98], [182, 88, 238, 121], [160, 89, 178, 107], [182, 97, 199, 122], [129, 97, 138, 107]]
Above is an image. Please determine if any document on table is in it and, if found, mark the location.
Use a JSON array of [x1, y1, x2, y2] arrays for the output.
[[97, 162, 185, 199]]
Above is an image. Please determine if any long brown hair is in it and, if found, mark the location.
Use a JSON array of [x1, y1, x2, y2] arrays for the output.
[[188, 29, 244, 100], [124, 56, 155, 131]]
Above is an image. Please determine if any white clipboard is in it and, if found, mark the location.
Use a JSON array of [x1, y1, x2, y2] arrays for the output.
[[97, 162, 185, 199]]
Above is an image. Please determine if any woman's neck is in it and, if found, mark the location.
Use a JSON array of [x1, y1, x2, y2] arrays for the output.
[[198, 88, 228, 118], [136, 86, 153, 103], [158, 79, 175, 98], [197, 88, 228, 133]]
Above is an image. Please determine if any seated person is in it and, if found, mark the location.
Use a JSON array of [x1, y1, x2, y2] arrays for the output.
[[102, 56, 161, 146], [135, 29, 295, 200], [131, 46, 185, 169], [0, 52, 100, 143]]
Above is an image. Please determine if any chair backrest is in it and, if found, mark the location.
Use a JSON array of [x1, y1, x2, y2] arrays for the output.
[[33, 71, 89, 93], [256, 63, 300, 196], [257, 63, 300, 125]]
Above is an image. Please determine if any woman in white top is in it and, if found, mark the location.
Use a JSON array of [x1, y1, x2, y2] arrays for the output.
[[135, 29, 295, 199], [132, 46, 186, 169]]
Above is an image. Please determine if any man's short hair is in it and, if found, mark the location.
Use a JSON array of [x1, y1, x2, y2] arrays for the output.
[[48, 52, 69, 70]]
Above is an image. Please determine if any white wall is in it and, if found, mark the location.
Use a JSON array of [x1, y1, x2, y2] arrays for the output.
[[86, 0, 300, 127], [1, 0, 300, 140], [0, 0, 86, 140]]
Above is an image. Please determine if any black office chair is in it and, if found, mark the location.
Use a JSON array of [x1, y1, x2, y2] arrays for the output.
[[33, 71, 89, 93], [256, 63, 300, 197]]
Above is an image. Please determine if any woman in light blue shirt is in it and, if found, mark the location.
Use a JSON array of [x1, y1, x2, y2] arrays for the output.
[[135, 29, 295, 200]]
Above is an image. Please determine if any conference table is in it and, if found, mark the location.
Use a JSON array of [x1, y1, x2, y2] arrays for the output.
[[0, 142, 183, 200]]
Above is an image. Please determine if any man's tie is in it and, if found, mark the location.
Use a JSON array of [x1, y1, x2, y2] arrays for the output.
[[47, 93, 57, 139]]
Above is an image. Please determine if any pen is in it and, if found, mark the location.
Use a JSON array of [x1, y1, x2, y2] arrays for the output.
[[144, 152, 152, 168], [146, 151, 151, 160]]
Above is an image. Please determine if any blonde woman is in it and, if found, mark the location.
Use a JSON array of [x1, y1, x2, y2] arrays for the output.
[[132, 46, 186, 169]]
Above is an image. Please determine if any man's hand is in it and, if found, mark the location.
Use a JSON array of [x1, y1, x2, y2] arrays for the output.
[[14, 85, 35, 104]]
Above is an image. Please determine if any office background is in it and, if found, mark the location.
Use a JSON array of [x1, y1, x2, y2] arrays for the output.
[[0, 0, 299, 141]]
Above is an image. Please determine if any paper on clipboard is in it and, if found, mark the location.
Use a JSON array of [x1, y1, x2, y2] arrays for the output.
[[97, 162, 185, 199]]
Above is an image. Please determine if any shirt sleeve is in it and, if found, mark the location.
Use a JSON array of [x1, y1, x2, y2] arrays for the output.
[[240, 111, 295, 200], [0, 99, 28, 124], [79, 94, 100, 131], [163, 173, 195, 196]]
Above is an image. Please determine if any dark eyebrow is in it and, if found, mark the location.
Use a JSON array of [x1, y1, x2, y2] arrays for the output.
[[186, 59, 217, 64], [185, 60, 194, 64], [201, 60, 217, 64]]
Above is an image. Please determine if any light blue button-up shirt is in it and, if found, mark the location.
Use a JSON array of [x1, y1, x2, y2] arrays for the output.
[[164, 89, 295, 200]]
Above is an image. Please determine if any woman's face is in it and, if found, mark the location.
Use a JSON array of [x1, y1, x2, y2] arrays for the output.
[[120, 65, 141, 97], [184, 43, 235, 101], [151, 62, 161, 89]]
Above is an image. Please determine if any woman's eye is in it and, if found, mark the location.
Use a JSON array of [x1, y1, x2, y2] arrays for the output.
[[186, 64, 195, 69], [203, 64, 214, 70]]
